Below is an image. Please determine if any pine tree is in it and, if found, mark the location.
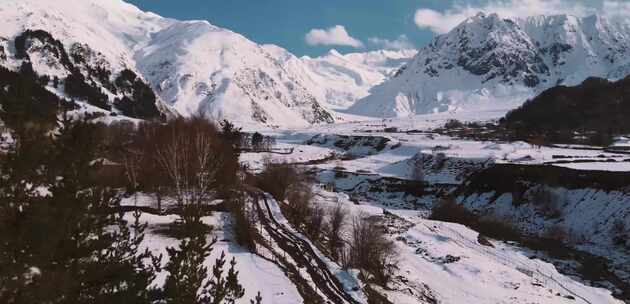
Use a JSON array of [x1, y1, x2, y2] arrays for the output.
[[250, 292, 263, 304], [224, 257, 246, 304], [162, 236, 216, 304], [0, 117, 160, 303], [208, 253, 245, 304]]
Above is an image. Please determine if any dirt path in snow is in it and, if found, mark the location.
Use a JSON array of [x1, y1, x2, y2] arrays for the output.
[[252, 191, 361, 304]]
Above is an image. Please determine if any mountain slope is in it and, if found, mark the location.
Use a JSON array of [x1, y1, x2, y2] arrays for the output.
[[0, 0, 344, 127], [349, 13, 630, 118], [0, 0, 169, 119], [135, 21, 334, 128], [267, 48, 416, 110]]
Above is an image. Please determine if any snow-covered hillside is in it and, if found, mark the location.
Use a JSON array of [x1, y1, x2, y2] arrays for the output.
[[349, 12, 630, 118], [277, 48, 416, 110], [2, 0, 413, 127]]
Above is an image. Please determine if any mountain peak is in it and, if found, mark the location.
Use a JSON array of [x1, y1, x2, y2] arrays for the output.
[[349, 12, 630, 118], [0, 0, 340, 128]]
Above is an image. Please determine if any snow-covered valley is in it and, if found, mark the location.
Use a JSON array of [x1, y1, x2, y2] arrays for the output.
[[1, 0, 630, 303], [228, 115, 630, 303]]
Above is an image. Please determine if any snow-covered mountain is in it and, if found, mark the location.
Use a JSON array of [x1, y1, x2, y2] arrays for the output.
[[349, 13, 630, 118], [270, 48, 416, 110], [2, 0, 411, 128]]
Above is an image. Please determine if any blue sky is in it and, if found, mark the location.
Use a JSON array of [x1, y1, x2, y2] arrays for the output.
[[126, 0, 621, 57]]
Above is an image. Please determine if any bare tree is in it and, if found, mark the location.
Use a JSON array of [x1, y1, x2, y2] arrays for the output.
[[409, 152, 425, 181], [326, 203, 348, 261], [229, 188, 258, 252], [262, 136, 276, 152], [431, 152, 447, 171], [284, 181, 314, 228], [348, 215, 397, 286], [305, 204, 325, 242], [258, 160, 304, 202], [154, 119, 222, 228]]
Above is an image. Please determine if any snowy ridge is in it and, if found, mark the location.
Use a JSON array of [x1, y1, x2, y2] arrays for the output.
[[134, 20, 334, 128], [0, 0, 416, 127], [285, 48, 416, 110], [0, 0, 411, 127], [349, 12, 630, 118]]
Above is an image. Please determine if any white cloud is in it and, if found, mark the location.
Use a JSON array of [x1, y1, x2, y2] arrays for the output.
[[414, 0, 596, 34], [603, 1, 630, 20], [305, 25, 364, 48], [368, 35, 415, 50]]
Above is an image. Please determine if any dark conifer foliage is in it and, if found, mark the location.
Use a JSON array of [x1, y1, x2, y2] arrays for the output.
[[64, 69, 111, 110], [15, 30, 74, 69], [114, 69, 161, 119], [502, 75, 630, 144], [0, 58, 259, 303], [14, 30, 162, 119], [0, 66, 71, 134], [0, 117, 161, 304], [162, 236, 217, 304], [15, 30, 111, 110]]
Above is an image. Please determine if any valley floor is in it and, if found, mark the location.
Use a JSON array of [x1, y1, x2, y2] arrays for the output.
[[124, 113, 627, 303]]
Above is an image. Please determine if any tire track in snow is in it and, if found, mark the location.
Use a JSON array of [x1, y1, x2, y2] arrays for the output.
[[252, 191, 362, 304]]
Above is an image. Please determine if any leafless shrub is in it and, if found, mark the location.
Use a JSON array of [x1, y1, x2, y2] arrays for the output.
[[305, 204, 325, 242], [430, 198, 474, 224], [229, 189, 258, 252], [431, 199, 521, 241], [348, 215, 397, 286], [544, 224, 568, 243], [431, 152, 447, 171], [409, 152, 425, 181], [528, 186, 566, 218], [326, 203, 348, 261], [612, 219, 629, 247], [476, 215, 521, 241], [284, 181, 314, 228], [257, 161, 304, 201]]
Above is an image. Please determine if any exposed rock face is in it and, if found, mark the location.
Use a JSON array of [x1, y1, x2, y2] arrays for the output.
[[0, 0, 341, 127], [350, 13, 630, 118]]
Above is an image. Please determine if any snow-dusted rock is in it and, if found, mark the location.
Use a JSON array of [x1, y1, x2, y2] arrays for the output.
[[350, 13, 630, 118]]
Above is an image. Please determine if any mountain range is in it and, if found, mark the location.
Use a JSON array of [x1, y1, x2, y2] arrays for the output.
[[349, 12, 630, 118], [0, 0, 413, 128], [2, 0, 630, 127]]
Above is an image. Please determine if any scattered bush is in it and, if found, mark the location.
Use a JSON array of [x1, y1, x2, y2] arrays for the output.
[[326, 203, 348, 261], [408, 152, 425, 181], [444, 119, 464, 129], [430, 198, 475, 225], [431, 199, 520, 241], [257, 161, 305, 201], [503, 75, 630, 144], [543, 225, 568, 244], [527, 186, 565, 219], [347, 215, 397, 286], [228, 189, 258, 252]]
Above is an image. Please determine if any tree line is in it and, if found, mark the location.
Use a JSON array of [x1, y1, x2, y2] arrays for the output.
[[0, 103, 261, 303], [501, 76, 630, 146]]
